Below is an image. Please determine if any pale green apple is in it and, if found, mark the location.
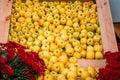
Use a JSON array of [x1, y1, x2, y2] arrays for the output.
[[87, 38, 94, 45], [86, 23, 95, 31], [87, 31, 94, 38], [73, 32, 80, 39]]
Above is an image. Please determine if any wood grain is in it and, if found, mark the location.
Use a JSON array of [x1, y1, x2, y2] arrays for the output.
[[0, 0, 12, 43], [78, 0, 118, 68], [78, 59, 106, 68], [96, 0, 118, 52]]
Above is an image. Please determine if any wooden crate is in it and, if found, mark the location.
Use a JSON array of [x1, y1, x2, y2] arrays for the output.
[[0, 0, 118, 68]]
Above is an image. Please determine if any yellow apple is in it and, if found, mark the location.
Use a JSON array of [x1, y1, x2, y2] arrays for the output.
[[86, 51, 95, 59], [57, 62, 64, 71], [66, 20, 73, 27], [74, 46, 81, 52], [60, 68, 69, 76], [47, 35, 55, 43], [87, 31, 94, 38], [53, 49, 61, 57], [38, 19, 44, 26], [65, 46, 74, 57], [59, 8, 65, 14], [44, 31, 51, 38], [54, 14, 60, 19], [12, 36, 19, 43], [42, 51, 51, 60], [80, 32, 87, 38], [73, 52, 81, 59], [95, 52, 103, 59], [86, 23, 95, 31], [59, 54, 68, 64], [37, 35, 45, 41], [37, 75, 44, 80], [72, 40, 80, 47], [44, 74, 54, 80], [80, 38, 87, 44], [77, 67, 84, 77], [57, 40, 66, 48], [24, 11, 32, 18], [32, 14, 39, 21], [53, 19, 60, 26], [49, 43, 58, 52], [73, 32, 80, 39], [60, 17, 66, 25], [50, 71, 57, 80], [41, 44, 49, 51], [77, 12, 85, 20], [87, 38, 94, 46], [32, 45, 40, 53], [87, 66, 96, 78], [19, 38, 27, 46], [80, 50, 87, 58], [51, 62, 60, 72], [93, 35, 101, 43], [18, 31, 25, 39], [94, 45, 103, 52], [57, 74, 66, 80], [80, 19, 87, 25], [67, 71, 77, 79], [85, 77, 95, 80], [49, 56, 58, 63], [69, 57, 77, 63], [81, 70, 90, 80], [69, 66, 77, 72]]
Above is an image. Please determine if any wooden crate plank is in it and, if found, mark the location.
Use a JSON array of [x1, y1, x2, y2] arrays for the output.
[[96, 0, 118, 52], [0, 0, 12, 43], [78, 59, 106, 68], [78, 0, 118, 68]]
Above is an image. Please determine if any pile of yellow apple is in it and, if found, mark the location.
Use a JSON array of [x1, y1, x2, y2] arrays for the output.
[[9, 0, 103, 80]]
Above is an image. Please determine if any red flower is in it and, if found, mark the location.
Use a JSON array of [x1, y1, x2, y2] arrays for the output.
[[25, 67, 34, 80], [97, 51, 120, 80], [6, 48, 15, 60], [0, 58, 7, 64], [17, 51, 46, 76], [1, 64, 14, 76], [0, 41, 46, 79]]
